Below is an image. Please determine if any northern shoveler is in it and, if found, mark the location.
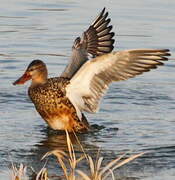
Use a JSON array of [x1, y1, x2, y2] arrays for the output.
[[13, 8, 170, 132]]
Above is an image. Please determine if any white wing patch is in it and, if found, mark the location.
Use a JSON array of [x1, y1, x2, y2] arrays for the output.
[[66, 49, 170, 117]]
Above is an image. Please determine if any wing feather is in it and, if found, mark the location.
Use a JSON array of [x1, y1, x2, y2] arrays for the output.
[[61, 8, 115, 79], [66, 49, 170, 114]]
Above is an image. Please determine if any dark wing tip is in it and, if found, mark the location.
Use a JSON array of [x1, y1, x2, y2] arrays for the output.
[[162, 49, 170, 52], [101, 7, 106, 15], [83, 8, 115, 57]]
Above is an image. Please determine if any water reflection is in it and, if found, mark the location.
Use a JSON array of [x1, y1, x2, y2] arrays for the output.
[[24, 127, 101, 176], [35, 124, 107, 153], [27, 127, 137, 179]]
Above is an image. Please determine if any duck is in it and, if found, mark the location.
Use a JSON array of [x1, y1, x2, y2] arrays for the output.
[[13, 8, 170, 133]]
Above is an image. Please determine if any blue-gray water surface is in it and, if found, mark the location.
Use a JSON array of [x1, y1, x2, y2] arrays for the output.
[[0, 0, 175, 179]]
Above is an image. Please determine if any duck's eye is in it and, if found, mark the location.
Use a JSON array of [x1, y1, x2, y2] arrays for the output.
[[29, 67, 35, 72]]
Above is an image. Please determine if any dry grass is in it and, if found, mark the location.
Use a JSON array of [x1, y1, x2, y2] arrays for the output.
[[42, 130, 145, 180], [42, 131, 85, 180], [9, 130, 145, 180], [10, 163, 28, 180]]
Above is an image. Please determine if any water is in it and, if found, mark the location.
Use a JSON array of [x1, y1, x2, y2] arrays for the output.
[[0, 0, 175, 179]]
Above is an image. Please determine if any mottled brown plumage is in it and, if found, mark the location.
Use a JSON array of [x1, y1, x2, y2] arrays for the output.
[[13, 59, 90, 132], [28, 76, 89, 132]]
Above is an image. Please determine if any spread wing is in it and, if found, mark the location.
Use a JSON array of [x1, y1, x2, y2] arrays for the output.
[[61, 8, 115, 79], [66, 49, 170, 114]]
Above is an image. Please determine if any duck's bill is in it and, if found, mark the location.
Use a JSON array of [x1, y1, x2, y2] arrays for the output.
[[13, 72, 31, 85]]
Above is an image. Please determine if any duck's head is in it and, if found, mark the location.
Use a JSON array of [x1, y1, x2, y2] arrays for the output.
[[13, 60, 48, 86]]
